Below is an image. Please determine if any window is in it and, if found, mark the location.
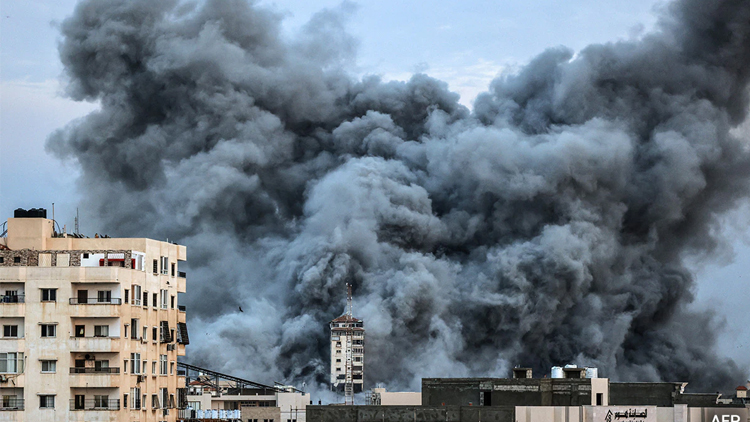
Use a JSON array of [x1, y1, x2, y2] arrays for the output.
[[132, 285, 141, 305], [94, 325, 109, 337], [336, 359, 341, 363], [131, 319, 139, 339], [596, 393, 603, 406], [152, 361, 157, 375], [3, 325, 18, 338], [160, 256, 168, 275], [40, 324, 56, 337], [39, 395, 55, 409], [143, 291, 148, 307], [160, 290, 168, 309], [152, 327, 157, 342], [94, 395, 108, 409], [143, 360, 147, 375], [143, 327, 148, 341], [131, 353, 141, 374], [13, 257, 20, 263], [160, 388, 168, 409], [171, 295, 175, 309], [95, 360, 109, 371], [41, 360, 56, 373], [0, 352, 23, 373], [0, 257, 3, 263], [159, 355, 167, 375], [97, 290, 112, 303], [153, 259, 158, 274], [130, 387, 141, 409], [171, 263, 175, 276], [124, 289, 129, 304], [152, 293, 158, 308], [41, 288, 56, 302], [170, 361, 174, 375], [124, 324, 129, 339]]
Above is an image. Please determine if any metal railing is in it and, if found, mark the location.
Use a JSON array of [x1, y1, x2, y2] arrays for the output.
[[0, 398, 23, 410], [70, 367, 120, 374], [69, 297, 122, 305], [0, 294, 24, 303], [70, 399, 120, 410]]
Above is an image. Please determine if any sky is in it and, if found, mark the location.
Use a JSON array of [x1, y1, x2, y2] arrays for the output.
[[0, 0, 747, 372]]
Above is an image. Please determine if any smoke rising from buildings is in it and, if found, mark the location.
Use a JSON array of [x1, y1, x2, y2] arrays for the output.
[[48, 0, 750, 392]]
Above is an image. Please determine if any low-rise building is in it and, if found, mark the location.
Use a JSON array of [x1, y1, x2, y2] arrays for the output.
[[178, 363, 309, 422]]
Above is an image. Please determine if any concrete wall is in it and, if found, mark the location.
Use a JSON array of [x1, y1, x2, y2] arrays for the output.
[[307, 405, 515, 422], [242, 405, 281, 422], [379, 392, 422, 406], [422, 378, 593, 407]]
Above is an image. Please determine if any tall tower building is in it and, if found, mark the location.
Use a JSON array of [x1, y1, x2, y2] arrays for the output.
[[0, 209, 189, 421], [329, 284, 364, 403]]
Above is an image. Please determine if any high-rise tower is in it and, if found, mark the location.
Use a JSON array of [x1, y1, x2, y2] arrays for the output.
[[329, 283, 364, 403]]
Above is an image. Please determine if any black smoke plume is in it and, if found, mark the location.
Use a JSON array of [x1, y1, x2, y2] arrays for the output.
[[48, 0, 750, 393]]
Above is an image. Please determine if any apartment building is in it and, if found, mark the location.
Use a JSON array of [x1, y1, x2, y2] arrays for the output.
[[0, 209, 189, 422], [329, 284, 364, 401]]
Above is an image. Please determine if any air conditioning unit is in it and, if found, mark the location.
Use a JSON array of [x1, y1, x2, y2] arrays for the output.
[[0, 375, 7, 382], [84, 354, 94, 360]]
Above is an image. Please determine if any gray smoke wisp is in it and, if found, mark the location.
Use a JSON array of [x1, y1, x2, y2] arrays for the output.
[[48, 0, 750, 392]]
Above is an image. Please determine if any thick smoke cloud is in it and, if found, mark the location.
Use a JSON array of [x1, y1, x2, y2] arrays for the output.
[[48, 0, 750, 393]]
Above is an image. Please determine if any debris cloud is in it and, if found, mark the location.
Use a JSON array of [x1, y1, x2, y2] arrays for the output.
[[49, 0, 750, 392]]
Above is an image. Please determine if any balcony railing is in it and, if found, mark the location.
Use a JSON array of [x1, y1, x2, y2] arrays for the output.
[[0, 398, 23, 410], [70, 367, 120, 374], [69, 297, 122, 305], [0, 294, 24, 303], [70, 399, 120, 411]]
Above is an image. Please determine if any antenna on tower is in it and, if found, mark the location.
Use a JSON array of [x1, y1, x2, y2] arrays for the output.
[[346, 283, 353, 318], [75, 208, 80, 235]]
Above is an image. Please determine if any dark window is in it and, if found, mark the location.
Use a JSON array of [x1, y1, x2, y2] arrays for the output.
[[153, 293, 157, 307], [83, 253, 89, 259], [143, 291, 148, 306], [0, 257, 4, 263], [75, 325, 85, 337], [152, 327, 157, 342], [124, 290, 129, 304], [41, 288, 57, 302], [13, 257, 20, 263], [596, 393, 603, 406], [171, 263, 175, 277], [170, 296, 175, 309], [3, 325, 18, 337], [153, 260, 158, 274]]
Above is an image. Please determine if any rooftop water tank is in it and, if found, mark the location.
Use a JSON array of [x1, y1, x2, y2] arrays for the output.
[[551, 366, 564, 379], [585, 367, 599, 378]]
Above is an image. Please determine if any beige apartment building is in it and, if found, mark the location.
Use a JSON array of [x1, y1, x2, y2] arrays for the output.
[[0, 210, 189, 422]]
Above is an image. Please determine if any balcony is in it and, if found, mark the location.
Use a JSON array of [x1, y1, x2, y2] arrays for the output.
[[70, 399, 120, 411], [69, 297, 121, 305], [70, 367, 120, 374], [0, 398, 23, 410], [68, 302, 121, 318], [68, 336, 121, 352], [0, 294, 23, 304]]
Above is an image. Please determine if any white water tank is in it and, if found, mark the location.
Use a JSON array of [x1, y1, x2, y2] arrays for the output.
[[564, 364, 578, 368], [551, 366, 564, 378], [585, 367, 599, 378]]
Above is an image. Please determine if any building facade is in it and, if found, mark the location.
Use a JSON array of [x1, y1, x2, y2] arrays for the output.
[[0, 211, 189, 422]]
